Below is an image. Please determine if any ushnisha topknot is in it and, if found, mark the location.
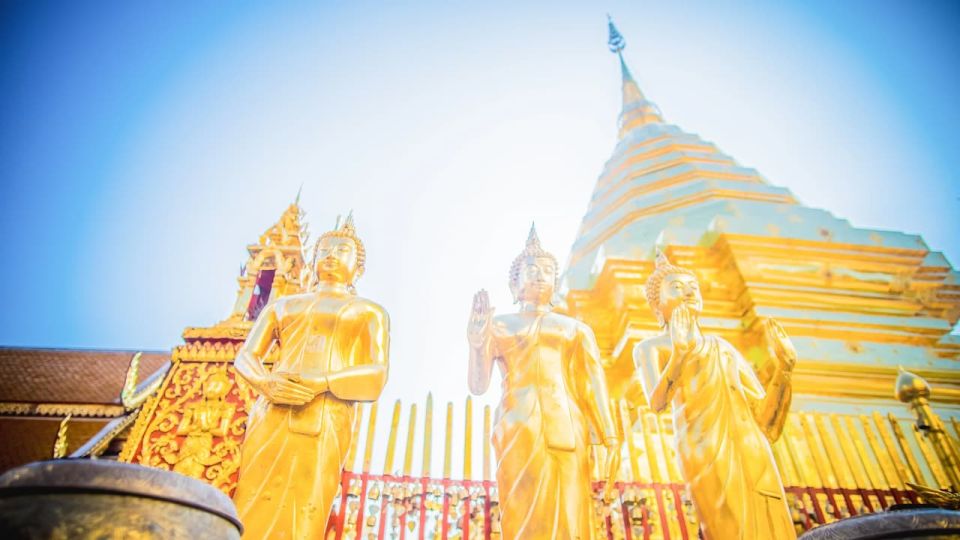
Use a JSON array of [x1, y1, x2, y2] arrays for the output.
[[509, 223, 559, 301], [311, 211, 366, 282], [645, 250, 697, 326]]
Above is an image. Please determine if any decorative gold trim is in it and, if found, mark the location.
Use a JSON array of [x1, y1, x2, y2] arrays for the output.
[[182, 323, 252, 341], [172, 341, 277, 363], [0, 402, 125, 418], [172, 342, 242, 362]]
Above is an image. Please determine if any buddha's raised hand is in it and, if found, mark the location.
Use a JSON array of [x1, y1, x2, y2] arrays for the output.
[[764, 318, 797, 371], [467, 289, 494, 350], [670, 305, 697, 356]]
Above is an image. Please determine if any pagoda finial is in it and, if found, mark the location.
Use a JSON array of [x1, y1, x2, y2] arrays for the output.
[[607, 15, 639, 91], [606, 16, 663, 137], [607, 14, 626, 54], [294, 183, 304, 206]]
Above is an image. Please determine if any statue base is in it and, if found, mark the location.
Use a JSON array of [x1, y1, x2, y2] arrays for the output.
[[0, 460, 242, 539], [798, 505, 960, 539]]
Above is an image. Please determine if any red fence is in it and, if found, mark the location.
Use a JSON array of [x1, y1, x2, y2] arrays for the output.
[[325, 472, 921, 539]]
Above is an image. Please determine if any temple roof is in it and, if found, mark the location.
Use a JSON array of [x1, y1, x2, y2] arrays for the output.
[[0, 347, 169, 406]]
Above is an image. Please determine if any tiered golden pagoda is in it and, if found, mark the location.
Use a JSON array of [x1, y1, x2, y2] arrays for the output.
[[561, 17, 960, 536]]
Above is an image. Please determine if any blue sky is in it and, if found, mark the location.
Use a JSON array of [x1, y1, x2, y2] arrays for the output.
[[1, 1, 958, 414]]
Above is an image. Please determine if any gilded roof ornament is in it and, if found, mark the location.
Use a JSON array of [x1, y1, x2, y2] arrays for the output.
[[52, 414, 71, 459], [121, 352, 169, 410], [607, 14, 626, 54]]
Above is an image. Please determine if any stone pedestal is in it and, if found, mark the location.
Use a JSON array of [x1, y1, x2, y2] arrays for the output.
[[0, 460, 242, 539], [799, 506, 960, 540]]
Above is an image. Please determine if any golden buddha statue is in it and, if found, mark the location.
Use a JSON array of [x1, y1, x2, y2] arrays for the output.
[[467, 225, 620, 540], [232, 213, 390, 539], [631, 252, 796, 539], [165, 370, 235, 479]]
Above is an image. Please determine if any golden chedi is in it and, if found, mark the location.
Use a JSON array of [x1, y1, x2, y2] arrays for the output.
[[631, 252, 796, 539], [467, 225, 620, 540], [232, 213, 390, 539]]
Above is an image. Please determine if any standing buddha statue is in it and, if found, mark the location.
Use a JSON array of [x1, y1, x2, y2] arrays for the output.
[[631, 252, 796, 539], [232, 213, 390, 539], [467, 225, 620, 540]]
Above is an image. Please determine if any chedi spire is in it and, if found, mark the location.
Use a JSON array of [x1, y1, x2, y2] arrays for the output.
[[607, 16, 664, 137]]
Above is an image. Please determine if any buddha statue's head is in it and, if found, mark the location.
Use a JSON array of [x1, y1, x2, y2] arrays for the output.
[[509, 224, 559, 305], [313, 212, 366, 287], [645, 251, 702, 327]]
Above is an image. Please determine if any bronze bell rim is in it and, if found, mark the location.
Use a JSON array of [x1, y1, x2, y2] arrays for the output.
[[0, 459, 243, 533]]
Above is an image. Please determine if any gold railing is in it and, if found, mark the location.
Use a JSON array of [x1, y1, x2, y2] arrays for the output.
[[327, 396, 956, 539]]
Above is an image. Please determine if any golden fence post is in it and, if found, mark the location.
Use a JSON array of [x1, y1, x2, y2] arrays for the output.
[[423, 393, 433, 478], [464, 396, 473, 481], [483, 405, 492, 482], [443, 401, 454, 479], [363, 402, 379, 474], [345, 403, 366, 472], [383, 400, 402, 475], [403, 403, 418, 477]]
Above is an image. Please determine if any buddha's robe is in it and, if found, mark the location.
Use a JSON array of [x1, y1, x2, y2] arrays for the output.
[[489, 312, 617, 540], [233, 294, 389, 540], [654, 335, 794, 540]]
